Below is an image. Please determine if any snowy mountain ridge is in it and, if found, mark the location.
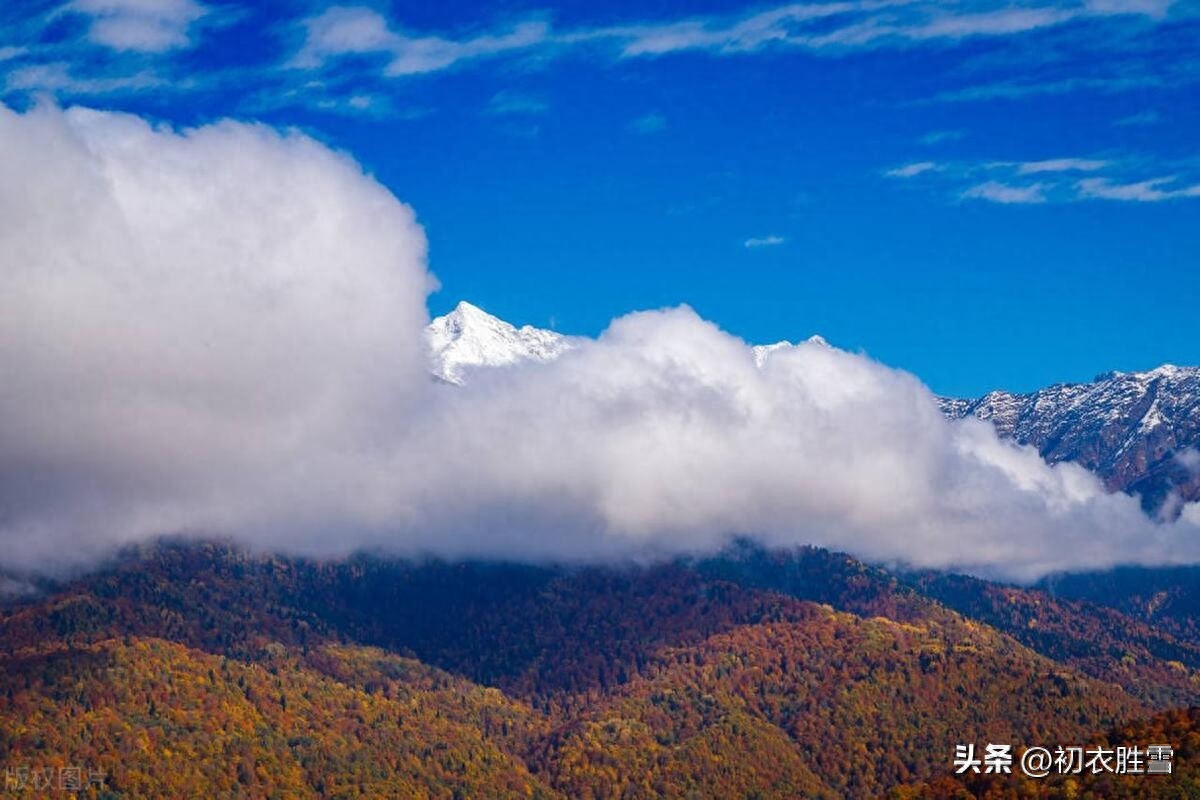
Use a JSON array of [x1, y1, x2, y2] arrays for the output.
[[939, 365, 1200, 511]]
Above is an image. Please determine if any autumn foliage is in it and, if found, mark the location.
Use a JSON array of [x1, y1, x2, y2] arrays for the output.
[[1, 541, 1198, 798]]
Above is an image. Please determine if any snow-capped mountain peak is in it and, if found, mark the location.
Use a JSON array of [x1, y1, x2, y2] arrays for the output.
[[752, 341, 792, 367], [427, 303, 835, 382], [752, 335, 830, 367], [425, 301, 576, 384]]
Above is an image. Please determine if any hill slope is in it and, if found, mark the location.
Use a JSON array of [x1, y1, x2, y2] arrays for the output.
[[5, 541, 1190, 798]]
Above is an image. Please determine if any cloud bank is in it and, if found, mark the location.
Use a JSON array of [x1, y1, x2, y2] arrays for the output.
[[0, 103, 434, 568], [2, 104, 1199, 582]]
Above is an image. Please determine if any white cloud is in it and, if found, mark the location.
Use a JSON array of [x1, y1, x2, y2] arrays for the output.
[[609, 3, 864, 57], [886, 161, 939, 178], [962, 180, 1048, 203], [310, 92, 396, 118], [0, 103, 434, 569], [292, 6, 549, 76], [401, 308, 1200, 581], [1086, 0, 1174, 18], [3, 104, 1200, 583], [1077, 176, 1200, 201], [890, 154, 1200, 205], [607, 1, 1162, 56], [388, 23, 549, 77], [348, 93, 379, 111], [1015, 158, 1110, 174], [4, 62, 167, 96], [290, 6, 397, 67], [903, 7, 1076, 40], [287, 1, 1178, 79], [68, 0, 209, 53], [744, 235, 786, 248]]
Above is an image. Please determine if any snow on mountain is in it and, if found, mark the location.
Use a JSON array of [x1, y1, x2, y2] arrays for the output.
[[752, 336, 829, 367], [940, 365, 1200, 512], [425, 301, 577, 384], [426, 303, 832, 382], [752, 342, 791, 368]]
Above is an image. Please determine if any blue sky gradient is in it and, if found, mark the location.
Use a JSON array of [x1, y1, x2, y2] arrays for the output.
[[1, 0, 1197, 396]]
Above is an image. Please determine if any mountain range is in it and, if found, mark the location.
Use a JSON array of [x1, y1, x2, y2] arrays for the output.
[[4, 539, 1200, 798], [428, 302, 1200, 514]]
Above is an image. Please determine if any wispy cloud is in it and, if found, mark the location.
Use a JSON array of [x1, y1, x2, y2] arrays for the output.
[[287, 6, 395, 68], [486, 90, 548, 116], [291, 6, 550, 76], [901, 7, 1076, 40], [284, 0, 1180, 81], [745, 235, 786, 248], [603, 0, 1174, 57], [0, 0, 1187, 115], [68, 0, 210, 53], [1114, 109, 1163, 126], [4, 61, 168, 95], [1013, 158, 1111, 174], [0, 1, 244, 107], [310, 92, 398, 118], [887, 153, 1200, 204], [630, 112, 667, 134], [886, 161, 940, 178], [961, 180, 1048, 204], [600, 3, 868, 57], [924, 41, 1200, 105], [1077, 176, 1200, 201]]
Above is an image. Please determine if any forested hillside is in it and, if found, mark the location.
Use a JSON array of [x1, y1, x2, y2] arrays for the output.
[[2, 541, 1198, 798]]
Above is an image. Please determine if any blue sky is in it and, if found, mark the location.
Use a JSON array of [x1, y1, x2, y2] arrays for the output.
[[1, 0, 1197, 396]]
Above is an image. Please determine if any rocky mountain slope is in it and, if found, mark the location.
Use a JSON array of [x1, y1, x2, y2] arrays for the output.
[[940, 366, 1200, 512]]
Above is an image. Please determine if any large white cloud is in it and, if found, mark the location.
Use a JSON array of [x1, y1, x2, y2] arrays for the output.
[[2, 103, 1198, 581], [396, 309, 1200, 580], [0, 104, 434, 568]]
